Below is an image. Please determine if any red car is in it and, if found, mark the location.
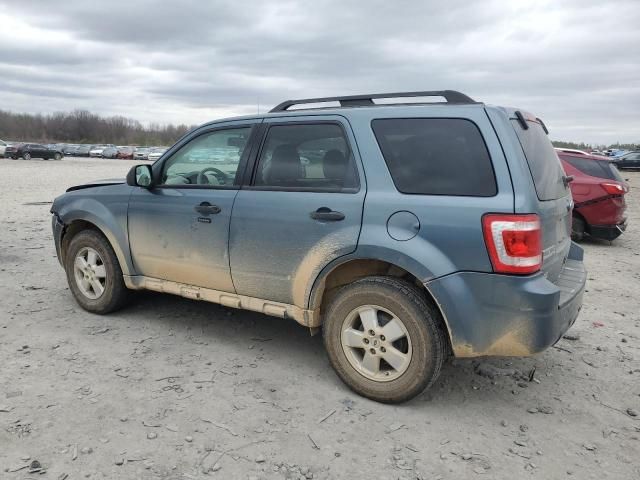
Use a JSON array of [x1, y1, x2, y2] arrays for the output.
[[558, 152, 629, 241], [116, 146, 134, 159]]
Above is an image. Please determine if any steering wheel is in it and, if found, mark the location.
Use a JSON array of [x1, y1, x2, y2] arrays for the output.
[[197, 167, 229, 185]]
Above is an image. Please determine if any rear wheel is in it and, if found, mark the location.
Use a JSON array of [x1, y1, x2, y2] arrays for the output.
[[571, 215, 586, 241], [54, 153, 62, 160], [23, 152, 31, 160], [323, 276, 447, 403], [64, 230, 129, 314]]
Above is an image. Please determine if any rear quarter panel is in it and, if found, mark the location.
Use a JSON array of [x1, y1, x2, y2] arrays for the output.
[[342, 105, 515, 282]]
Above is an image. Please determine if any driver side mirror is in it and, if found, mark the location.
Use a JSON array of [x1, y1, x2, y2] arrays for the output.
[[126, 164, 153, 188]]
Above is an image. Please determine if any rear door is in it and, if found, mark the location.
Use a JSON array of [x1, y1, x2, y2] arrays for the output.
[[229, 116, 365, 307], [509, 115, 572, 282]]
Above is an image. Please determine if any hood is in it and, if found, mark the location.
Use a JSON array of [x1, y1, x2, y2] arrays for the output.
[[66, 178, 125, 192]]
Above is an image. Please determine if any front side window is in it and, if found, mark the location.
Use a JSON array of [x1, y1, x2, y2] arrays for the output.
[[253, 123, 358, 191], [372, 118, 497, 196], [160, 127, 251, 187]]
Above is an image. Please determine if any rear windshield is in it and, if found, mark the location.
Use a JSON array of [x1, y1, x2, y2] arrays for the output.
[[371, 118, 497, 196], [511, 120, 567, 200], [562, 155, 624, 182]]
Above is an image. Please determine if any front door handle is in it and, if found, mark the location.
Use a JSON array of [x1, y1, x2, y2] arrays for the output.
[[195, 202, 221, 215], [310, 207, 345, 222]]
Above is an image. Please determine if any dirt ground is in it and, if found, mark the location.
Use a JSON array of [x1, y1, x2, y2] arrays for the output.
[[1, 156, 639, 480]]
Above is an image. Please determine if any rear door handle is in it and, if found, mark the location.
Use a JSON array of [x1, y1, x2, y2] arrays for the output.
[[310, 207, 345, 221], [195, 202, 221, 215]]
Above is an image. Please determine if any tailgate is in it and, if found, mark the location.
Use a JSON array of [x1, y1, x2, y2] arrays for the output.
[[510, 114, 572, 282]]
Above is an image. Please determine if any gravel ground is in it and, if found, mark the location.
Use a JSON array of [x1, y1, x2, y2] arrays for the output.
[[1, 156, 639, 479]]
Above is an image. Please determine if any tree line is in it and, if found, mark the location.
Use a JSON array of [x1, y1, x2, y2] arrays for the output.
[[0, 108, 637, 151], [0, 110, 195, 146], [552, 140, 638, 151]]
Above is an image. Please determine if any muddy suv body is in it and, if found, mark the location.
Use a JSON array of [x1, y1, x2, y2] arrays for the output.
[[51, 91, 586, 403]]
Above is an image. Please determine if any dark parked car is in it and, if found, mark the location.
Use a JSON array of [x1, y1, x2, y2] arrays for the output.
[[51, 90, 586, 403], [75, 145, 92, 157], [559, 152, 628, 241], [63, 144, 79, 156], [116, 146, 135, 159], [101, 147, 119, 159], [613, 151, 640, 170], [6, 143, 63, 160]]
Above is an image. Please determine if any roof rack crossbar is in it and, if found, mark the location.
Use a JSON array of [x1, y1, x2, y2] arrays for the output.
[[269, 90, 477, 112]]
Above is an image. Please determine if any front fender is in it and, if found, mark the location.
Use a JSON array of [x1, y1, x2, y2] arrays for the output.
[[55, 189, 133, 275]]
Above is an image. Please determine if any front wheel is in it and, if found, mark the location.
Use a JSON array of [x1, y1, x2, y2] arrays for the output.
[[64, 230, 129, 314], [23, 152, 31, 160], [54, 153, 62, 160], [323, 276, 447, 403]]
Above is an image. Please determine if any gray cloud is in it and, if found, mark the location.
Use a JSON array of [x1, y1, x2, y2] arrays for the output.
[[0, 0, 638, 144]]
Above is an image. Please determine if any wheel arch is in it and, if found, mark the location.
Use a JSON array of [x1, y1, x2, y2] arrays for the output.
[[308, 254, 453, 353], [58, 209, 133, 275]]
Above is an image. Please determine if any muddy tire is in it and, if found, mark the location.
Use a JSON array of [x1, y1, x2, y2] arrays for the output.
[[64, 229, 129, 314], [323, 276, 447, 403], [571, 215, 586, 241]]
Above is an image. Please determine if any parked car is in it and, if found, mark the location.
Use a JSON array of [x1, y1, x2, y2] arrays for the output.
[[116, 146, 135, 159], [147, 147, 167, 161], [75, 145, 92, 157], [6, 142, 63, 160], [555, 148, 589, 156], [50, 90, 586, 403], [89, 145, 113, 158], [612, 151, 640, 170], [558, 152, 628, 241], [101, 147, 119, 159], [0, 139, 6, 158], [133, 147, 151, 160], [63, 144, 79, 156]]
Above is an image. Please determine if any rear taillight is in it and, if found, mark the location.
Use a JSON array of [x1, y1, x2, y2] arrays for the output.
[[600, 182, 626, 195], [482, 214, 542, 275]]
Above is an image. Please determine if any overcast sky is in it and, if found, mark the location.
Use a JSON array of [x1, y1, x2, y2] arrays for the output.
[[0, 0, 638, 144]]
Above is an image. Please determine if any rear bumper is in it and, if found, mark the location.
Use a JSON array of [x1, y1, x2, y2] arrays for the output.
[[589, 220, 626, 241], [427, 242, 586, 357]]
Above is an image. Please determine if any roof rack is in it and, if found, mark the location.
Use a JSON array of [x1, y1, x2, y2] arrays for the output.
[[269, 90, 477, 112]]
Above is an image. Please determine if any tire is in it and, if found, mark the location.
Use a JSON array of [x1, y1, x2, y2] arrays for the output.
[[571, 215, 586, 241], [64, 229, 129, 314], [323, 276, 447, 403], [54, 153, 62, 160], [23, 152, 31, 160]]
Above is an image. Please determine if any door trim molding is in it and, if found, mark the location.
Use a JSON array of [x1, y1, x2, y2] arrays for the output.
[[123, 275, 321, 327]]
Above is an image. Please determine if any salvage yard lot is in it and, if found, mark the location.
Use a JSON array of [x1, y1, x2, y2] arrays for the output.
[[1, 157, 639, 479]]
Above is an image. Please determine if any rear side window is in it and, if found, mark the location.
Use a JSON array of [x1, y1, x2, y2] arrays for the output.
[[511, 120, 567, 200], [562, 156, 623, 182], [253, 123, 359, 191], [371, 118, 496, 196]]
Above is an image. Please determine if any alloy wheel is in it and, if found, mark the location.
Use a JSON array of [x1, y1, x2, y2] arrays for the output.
[[341, 305, 412, 382]]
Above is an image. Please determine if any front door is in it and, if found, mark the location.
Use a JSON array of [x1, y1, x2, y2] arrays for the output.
[[128, 123, 257, 292], [229, 118, 366, 307]]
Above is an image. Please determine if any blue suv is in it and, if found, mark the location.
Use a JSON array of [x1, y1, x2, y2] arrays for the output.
[[51, 91, 586, 403]]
